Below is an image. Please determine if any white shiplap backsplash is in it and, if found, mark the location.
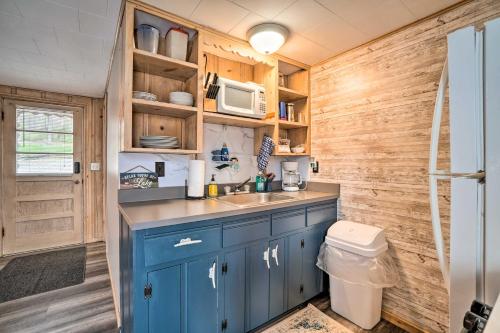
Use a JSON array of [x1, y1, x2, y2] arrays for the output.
[[119, 123, 310, 187]]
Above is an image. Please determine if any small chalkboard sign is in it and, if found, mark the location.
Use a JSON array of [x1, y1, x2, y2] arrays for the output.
[[120, 165, 158, 189]]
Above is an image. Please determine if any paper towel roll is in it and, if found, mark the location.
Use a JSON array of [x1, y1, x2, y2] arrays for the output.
[[187, 160, 205, 198]]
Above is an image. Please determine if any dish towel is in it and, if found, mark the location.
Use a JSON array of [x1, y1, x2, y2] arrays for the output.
[[257, 135, 275, 171]]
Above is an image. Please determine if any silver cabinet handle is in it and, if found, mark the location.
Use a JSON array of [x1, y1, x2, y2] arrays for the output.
[[208, 261, 216, 289], [263, 247, 270, 270], [271, 244, 279, 267], [174, 238, 202, 247]]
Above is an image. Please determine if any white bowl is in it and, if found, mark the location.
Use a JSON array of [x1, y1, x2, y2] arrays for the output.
[[291, 146, 305, 153]]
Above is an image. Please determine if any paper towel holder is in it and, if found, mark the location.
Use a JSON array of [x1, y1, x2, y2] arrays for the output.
[[185, 179, 206, 200]]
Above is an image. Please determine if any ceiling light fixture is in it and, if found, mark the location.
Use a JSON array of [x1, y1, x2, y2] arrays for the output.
[[247, 23, 289, 55]]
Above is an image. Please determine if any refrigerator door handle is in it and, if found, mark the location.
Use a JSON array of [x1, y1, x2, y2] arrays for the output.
[[429, 171, 485, 181], [429, 58, 451, 293]]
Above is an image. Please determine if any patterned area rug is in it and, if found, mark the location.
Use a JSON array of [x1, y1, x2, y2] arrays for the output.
[[262, 304, 354, 333]]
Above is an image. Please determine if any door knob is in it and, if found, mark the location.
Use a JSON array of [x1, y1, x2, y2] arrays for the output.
[[74, 180, 80, 184]]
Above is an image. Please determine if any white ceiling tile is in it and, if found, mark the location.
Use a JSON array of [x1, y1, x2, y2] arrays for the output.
[[191, 0, 249, 33], [49, 0, 109, 16], [0, 0, 22, 16], [317, 0, 414, 39], [278, 33, 331, 65], [143, 0, 201, 19], [15, 0, 80, 31], [78, 0, 108, 16], [0, 11, 22, 30], [79, 11, 117, 40], [0, 47, 25, 63], [228, 13, 266, 40], [230, 0, 296, 19], [274, 0, 332, 34], [22, 52, 67, 71], [56, 30, 104, 58], [401, 0, 460, 19], [0, 27, 39, 53], [302, 14, 366, 54]]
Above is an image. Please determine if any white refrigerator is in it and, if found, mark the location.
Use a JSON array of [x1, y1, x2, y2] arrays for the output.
[[429, 18, 500, 332]]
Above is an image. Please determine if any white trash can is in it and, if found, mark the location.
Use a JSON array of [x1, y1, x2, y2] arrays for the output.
[[324, 220, 390, 330]]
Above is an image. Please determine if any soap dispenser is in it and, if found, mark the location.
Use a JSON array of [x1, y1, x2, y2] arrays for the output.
[[208, 174, 218, 198]]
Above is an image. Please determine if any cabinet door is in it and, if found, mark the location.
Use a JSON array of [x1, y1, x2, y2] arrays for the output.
[[269, 238, 285, 319], [186, 255, 219, 333], [147, 265, 182, 333], [247, 241, 270, 330], [302, 228, 325, 300], [286, 232, 304, 310], [223, 249, 246, 333]]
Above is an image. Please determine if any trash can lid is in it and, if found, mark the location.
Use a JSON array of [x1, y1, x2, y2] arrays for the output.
[[325, 220, 388, 257]]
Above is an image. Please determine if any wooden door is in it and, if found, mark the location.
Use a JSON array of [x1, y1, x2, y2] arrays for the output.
[[246, 240, 270, 331], [1, 99, 83, 255], [147, 265, 182, 333], [269, 238, 285, 319], [186, 255, 219, 333], [223, 248, 246, 333]]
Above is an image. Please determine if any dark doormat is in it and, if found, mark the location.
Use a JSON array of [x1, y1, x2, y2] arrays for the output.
[[0, 246, 86, 303]]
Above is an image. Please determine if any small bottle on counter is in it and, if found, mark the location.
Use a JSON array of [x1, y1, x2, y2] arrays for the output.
[[208, 174, 218, 198], [256, 171, 266, 192]]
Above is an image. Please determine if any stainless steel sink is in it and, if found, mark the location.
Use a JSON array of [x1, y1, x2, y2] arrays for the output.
[[215, 192, 295, 207]]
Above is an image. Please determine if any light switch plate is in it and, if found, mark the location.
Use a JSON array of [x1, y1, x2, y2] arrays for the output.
[[90, 162, 100, 171]]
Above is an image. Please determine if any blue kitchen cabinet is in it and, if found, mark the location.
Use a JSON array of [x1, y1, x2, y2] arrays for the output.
[[221, 249, 246, 333], [247, 237, 287, 331], [186, 255, 220, 333], [302, 226, 326, 300], [246, 240, 270, 331], [286, 224, 328, 310], [287, 232, 304, 310], [120, 199, 337, 333], [269, 238, 285, 318], [147, 265, 182, 333]]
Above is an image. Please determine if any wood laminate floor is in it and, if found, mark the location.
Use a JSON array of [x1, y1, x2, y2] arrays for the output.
[[0, 242, 118, 333], [255, 294, 408, 333]]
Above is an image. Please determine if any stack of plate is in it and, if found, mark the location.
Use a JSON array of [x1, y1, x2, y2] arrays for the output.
[[140, 136, 179, 149], [169, 91, 193, 106], [133, 91, 157, 101]]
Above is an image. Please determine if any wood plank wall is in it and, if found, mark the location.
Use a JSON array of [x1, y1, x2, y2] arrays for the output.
[[0, 85, 106, 245], [310, 1, 500, 332]]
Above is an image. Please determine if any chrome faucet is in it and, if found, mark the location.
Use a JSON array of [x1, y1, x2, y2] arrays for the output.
[[234, 177, 251, 193]]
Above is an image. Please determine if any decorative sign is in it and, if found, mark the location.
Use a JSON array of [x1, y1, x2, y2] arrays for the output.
[[120, 166, 158, 189]]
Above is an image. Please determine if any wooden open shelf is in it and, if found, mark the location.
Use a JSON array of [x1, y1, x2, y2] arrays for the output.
[[133, 48, 198, 81], [274, 152, 309, 156], [203, 112, 274, 129], [278, 86, 308, 102], [132, 99, 198, 118], [278, 120, 308, 129], [123, 147, 198, 154]]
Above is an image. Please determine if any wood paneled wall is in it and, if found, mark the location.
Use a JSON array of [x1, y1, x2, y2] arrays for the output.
[[0, 85, 106, 245], [310, 1, 500, 332]]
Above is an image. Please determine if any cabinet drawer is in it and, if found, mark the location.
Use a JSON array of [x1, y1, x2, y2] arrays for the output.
[[223, 216, 270, 248], [307, 202, 337, 226], [144, 226, 221, 266], [271, 209, 305, 236]]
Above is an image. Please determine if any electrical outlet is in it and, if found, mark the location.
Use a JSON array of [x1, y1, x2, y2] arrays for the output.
[[312, 161, 319, 173], [155, 162, 165, 177], [90, 162, 100, 171]]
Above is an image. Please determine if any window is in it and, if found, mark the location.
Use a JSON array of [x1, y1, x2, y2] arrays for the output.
[[16, 106, 74, 175]]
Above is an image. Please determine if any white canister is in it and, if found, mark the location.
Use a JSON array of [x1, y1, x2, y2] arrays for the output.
[[187, 160, 205, 198], [165, 28, 188, 61]]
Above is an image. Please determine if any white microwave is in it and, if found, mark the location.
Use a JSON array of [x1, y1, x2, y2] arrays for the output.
[[216, 77, 267, 119]]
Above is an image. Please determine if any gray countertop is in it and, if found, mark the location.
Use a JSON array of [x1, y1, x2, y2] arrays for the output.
[[119, 190, 339, 231]]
